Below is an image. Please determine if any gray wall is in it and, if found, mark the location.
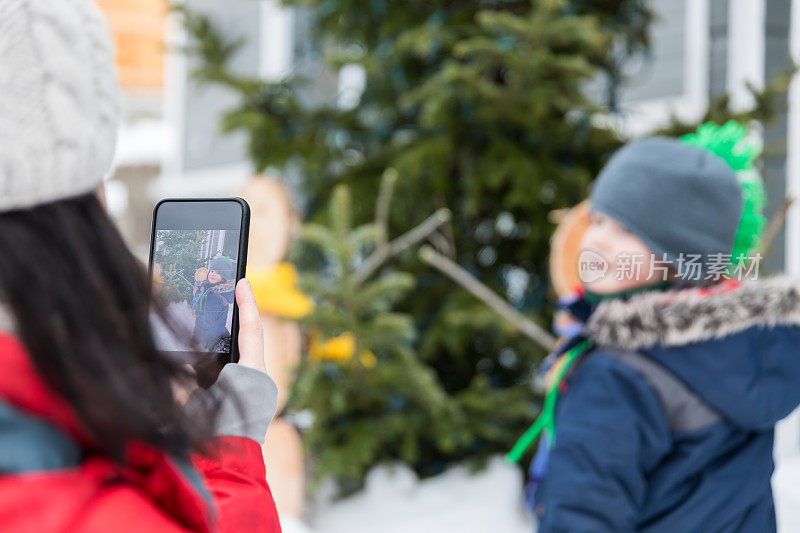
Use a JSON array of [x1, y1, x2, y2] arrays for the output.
[[619, 0, 685, 103], [180, 0, 261, 172], [762, 0, 792, 273]]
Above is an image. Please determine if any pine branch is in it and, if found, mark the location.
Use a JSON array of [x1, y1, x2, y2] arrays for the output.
[[173, 4, 262, 93], [375, 168, 398, 247], [655, 64, 797, 137]]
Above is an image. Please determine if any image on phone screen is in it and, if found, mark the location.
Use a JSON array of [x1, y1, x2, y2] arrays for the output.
[[152, 229, 239, 353], [149, 199, 248, 362]]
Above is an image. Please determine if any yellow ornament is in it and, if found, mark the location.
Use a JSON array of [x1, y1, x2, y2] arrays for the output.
[[309, 331, 355, 362], [359, 350, 377, 368], [249, 262, 314, 319], [309, 331, 377, 367]]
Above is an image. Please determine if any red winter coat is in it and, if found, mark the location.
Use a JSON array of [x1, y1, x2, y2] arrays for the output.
[[0, 332, 282, 533]]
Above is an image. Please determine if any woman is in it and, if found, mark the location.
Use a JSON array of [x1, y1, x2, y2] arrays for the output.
[[0, 1, 281, 531]]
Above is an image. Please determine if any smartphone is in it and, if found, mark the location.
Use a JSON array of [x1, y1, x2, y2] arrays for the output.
[[148, 198, 250, 371]]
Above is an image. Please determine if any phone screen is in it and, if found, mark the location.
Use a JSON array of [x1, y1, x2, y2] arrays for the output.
[[149, 200, 248, 361]]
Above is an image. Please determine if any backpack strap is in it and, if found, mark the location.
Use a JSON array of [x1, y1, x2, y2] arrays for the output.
[[607, 349, 721, 433], [0, 399, 81, 473]]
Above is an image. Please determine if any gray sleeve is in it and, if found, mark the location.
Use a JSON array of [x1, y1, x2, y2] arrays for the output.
[[184, 363, 279, 444]]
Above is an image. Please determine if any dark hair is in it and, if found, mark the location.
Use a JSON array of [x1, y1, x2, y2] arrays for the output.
[[0, 192, 210, 461]]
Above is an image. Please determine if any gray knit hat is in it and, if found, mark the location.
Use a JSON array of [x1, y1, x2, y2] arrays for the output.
[[590, 137, 743, 278], [210, 256, 236, 281], [0, 0, 121, 212]]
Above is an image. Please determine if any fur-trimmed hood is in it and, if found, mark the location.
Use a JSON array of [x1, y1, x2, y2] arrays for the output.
[[584, 277, 800, 351], [579, 277, 800, 430]]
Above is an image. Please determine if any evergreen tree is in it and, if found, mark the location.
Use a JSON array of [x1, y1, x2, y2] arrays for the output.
[[291, 172, 550, 491], [154, 229, 206, 303], [291, 178, 458, 490], [179, 0, 793, 483]]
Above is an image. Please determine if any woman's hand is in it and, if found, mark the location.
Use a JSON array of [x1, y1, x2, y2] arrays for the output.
[[182, 278, 278, 445], [235, 278, 268, 375]]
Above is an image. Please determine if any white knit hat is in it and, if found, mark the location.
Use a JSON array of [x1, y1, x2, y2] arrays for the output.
[[0, 0, 121, 212]]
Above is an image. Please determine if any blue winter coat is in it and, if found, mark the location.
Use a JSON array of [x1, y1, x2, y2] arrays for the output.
[[193, 284, 235, 350], [532, 278, 800, 532]]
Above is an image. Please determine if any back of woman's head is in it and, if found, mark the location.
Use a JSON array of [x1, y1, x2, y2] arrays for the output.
[[0, 0, 207, 461], [0, 194, 207, 460]]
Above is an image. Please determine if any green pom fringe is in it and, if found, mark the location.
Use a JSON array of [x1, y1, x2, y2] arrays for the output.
[[732, 174, 767, 259], [680, 120, 759, 171], [680, 121, 767, 258]]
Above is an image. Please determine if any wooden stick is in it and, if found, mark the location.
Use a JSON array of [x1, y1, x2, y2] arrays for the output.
[[352, 208, 451, 285], [759, 196, 795, 258], [418, 246, 557, 351], [428, 230, 455, 258]]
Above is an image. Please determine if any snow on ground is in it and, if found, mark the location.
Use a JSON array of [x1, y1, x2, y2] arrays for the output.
[[277, 453, 800, 532], [774, 409, 800, 532], [774, 458, 800, 531], [280, 515, 315, 533], [286, 456, 535, 533]]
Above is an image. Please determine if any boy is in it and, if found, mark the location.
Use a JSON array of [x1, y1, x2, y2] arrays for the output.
[[521, 123, 800, 532], [192, 256, 237, 351]]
